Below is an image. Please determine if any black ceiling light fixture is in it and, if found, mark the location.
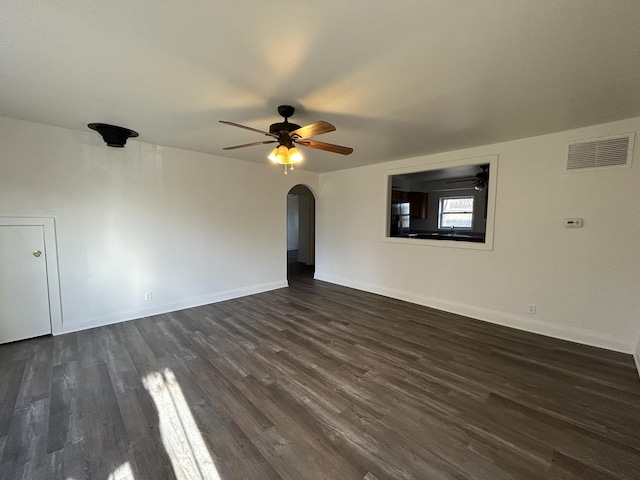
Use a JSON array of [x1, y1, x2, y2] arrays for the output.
[[88, 123, 139, 148]]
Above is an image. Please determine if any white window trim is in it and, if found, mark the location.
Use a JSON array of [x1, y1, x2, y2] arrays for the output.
[[438, 195, 475, 231], [383, 154, 498, 251]]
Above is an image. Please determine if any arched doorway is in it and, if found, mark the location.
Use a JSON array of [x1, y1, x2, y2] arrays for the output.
[[287, 185, 315, 281]]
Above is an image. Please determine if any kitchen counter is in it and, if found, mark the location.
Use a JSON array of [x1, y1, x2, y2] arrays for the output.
[[404, 232, 485, 242]]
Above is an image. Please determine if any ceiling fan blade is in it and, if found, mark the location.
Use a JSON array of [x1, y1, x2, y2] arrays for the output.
[[219, 120, 277, 138], [223, 140, 277, 150], [289, 121, 336, 139], [446, 178, 475, 184], [297, 139, 353, 155]]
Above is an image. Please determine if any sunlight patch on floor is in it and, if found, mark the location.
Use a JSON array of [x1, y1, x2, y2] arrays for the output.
[[107, 461, 135, 480], [143, 368, 222, 480]]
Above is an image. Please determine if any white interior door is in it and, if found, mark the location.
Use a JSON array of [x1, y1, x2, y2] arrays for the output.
[[0, 225, 52, 343]]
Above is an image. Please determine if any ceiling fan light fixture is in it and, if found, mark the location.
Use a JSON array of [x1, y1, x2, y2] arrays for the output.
[[269, 145, 290, 163], [268, 147, 279, 162], [288, 147, 303, 163], [277, 145, 290, 161], [267, 145, 303, 174]]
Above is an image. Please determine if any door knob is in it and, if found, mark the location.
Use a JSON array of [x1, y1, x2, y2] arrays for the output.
[[33, 250, 42, 257]]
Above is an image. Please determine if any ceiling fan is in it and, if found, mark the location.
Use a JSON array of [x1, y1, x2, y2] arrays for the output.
[[220, 105, 353, 174], [447, 165, 489, 191]]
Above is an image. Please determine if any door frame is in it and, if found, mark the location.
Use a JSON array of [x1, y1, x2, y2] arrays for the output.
[[0, 217, 63, 335]]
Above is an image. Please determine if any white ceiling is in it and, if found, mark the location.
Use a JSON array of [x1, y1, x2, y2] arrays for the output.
[[2, 1, 640, 173]]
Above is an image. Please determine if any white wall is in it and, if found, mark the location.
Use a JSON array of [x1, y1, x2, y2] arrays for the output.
[[0, 116, 318, 333], [635, 330, 640, 378], [316, 117, 640, 353]]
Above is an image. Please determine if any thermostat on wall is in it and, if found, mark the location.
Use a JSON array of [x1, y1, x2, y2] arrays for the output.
[[564, 218, 583, 228]]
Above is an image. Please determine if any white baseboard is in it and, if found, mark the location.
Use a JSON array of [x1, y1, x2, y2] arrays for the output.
[[634, 344, 640, 380], [60, 280, 288, 335], [314, 273, 635, 354]]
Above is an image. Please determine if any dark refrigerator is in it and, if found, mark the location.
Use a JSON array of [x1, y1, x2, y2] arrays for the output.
[[390, 202, 410, 236]]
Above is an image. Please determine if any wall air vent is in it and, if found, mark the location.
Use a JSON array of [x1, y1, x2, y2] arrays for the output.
[[567, 133, 634, 171]]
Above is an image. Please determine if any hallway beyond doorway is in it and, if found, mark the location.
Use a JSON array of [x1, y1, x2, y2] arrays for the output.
[[287, 249, 314, 282]]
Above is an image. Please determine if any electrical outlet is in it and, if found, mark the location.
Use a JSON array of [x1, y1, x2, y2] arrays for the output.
[[144, 292, 153, 301], [528, 304, 536, 314]]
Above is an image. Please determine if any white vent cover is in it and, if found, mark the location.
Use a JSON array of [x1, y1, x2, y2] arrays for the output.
[[567, 133, 634, 171]]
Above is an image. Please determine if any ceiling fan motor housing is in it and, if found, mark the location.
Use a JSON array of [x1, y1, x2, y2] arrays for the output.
[[270, 105, 300, 139], [269, 121, 301, 135], [277, 105, 295, 118]]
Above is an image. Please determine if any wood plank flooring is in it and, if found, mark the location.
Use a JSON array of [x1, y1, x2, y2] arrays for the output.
[[1, 272, 639, 479]]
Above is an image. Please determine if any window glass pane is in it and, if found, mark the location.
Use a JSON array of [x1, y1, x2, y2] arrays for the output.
[[442, 197, 473, 213], [441, 213, 473, 228]]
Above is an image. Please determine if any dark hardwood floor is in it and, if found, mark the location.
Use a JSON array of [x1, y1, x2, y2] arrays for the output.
[[1, 267, 639, 479]]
